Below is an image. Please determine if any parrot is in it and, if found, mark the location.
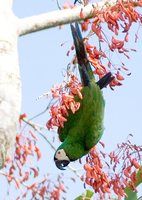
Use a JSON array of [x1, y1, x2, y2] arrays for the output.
[[54, 23, 114, 170]]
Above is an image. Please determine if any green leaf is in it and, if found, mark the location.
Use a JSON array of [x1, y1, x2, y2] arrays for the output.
[[86, 190, 94, 198], [74, 195, 83, 200], [74, 190, 94, 200], [124, 168, 142, 200], [124, 190, 137, 200]]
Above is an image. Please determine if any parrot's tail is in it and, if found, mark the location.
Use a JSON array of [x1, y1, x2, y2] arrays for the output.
[[96, 72, 114, 89], [71, 23, 94, 87], [71, 23, 114, 88]]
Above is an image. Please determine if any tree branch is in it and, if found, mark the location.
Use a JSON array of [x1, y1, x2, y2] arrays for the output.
[[18, 0, 116, 36]]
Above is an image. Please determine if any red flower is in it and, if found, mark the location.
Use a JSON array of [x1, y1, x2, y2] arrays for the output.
[[46, 73, 82, 130], [84, 136, 142, 199]]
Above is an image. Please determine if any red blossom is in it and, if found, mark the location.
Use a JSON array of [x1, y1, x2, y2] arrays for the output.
[[116, 71, 124, 81], [81, 20, 90, 31], [39, 186, 47, 198], [19, 113, 27, 127], [35, 146, 41, 160], [84, 147, 110, 197], [46, 73, 82, 130], [80, 8, 86, 19], [79, 0, 142, 88], [50, 183, 65, 200], [30, 168, 39, 178], [22, 172, 29, 182], [84, 137, 142, 199]]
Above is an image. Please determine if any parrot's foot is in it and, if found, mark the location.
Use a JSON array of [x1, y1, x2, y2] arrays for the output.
[[96, 72, 114, 89]]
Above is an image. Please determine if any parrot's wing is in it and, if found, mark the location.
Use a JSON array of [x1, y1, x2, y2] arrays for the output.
[[58, 95, 81, 142]]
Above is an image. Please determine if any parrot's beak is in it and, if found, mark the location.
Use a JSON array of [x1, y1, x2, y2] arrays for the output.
[[54, 157, 70, 170]]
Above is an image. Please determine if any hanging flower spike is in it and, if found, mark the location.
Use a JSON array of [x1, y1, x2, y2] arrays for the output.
[[46, 73, 83, 130], [84, 137, 142, 199]]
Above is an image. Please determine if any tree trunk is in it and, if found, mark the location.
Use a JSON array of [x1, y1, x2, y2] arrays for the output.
[[0, 1, 21, 168]]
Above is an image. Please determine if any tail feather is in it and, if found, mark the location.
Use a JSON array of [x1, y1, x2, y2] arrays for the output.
[[71, 23, 114, 89], [96, 72, 114, 89], [71, 23, 94, 86]]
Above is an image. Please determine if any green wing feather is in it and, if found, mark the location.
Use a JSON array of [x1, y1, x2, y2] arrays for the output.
[[57, 86, 104, 160]]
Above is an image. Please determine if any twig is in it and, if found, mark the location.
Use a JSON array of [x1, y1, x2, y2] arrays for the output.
[[22, 118, 82, 178], [56, 0, 62, 10], [29, 99, 54, 121], [67, 165, 82, 178], [22, 118, 56, 151]]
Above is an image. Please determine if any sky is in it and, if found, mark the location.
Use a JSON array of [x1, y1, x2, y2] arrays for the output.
[[2, 0, 142, 199]]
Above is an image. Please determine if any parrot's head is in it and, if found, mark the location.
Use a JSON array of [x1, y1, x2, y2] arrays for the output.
[[54, 149, 70, 170]]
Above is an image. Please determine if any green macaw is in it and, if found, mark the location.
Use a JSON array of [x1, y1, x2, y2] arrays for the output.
[[54, 23, 114, 170]]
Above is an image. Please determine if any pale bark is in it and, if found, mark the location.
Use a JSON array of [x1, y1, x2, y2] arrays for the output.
[[0, 1, 21, 168], [18, 0, 116, 36], [18, 0, 141, 36]]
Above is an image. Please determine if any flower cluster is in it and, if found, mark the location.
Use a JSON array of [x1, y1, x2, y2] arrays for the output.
[[3, 130, 40, 188], [1, 128, 66, 200], [47, 0, 142, 129], [79, 0, 142, 88], [84, 136, 142, 199], [84, 147, 110, 199], [83, 39, 128, 89], [46, 73, 82, 129], [50, 183, 65, 199]]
